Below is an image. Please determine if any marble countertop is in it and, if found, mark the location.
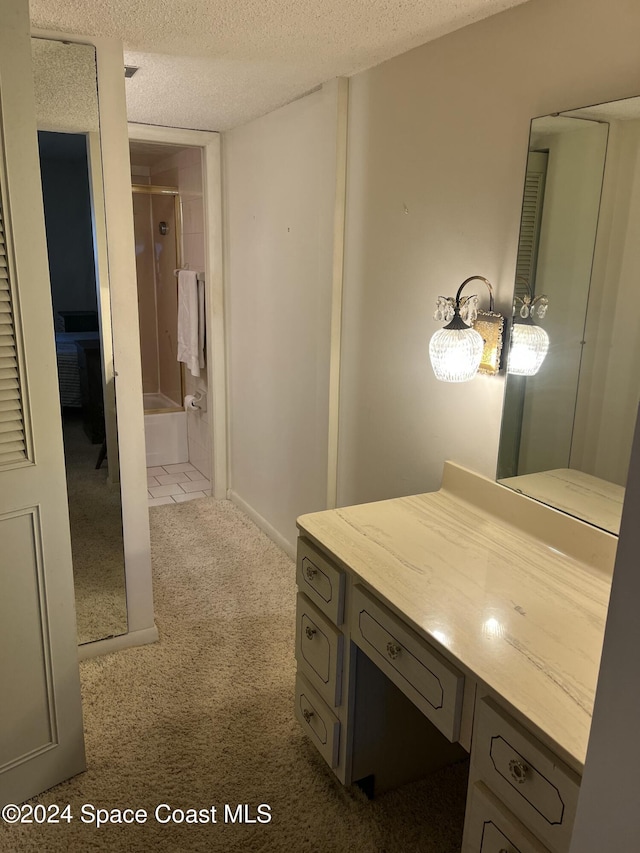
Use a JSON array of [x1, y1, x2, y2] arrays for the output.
[[297, 463, 618, 772], [498, 468, 625, 535]]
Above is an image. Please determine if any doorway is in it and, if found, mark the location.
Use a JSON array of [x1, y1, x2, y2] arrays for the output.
[[127, 128, 227, 502]]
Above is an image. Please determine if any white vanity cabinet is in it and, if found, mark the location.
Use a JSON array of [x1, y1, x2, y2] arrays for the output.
[[294, 538, 352, 783], [464, 781, 552, 853], [294, 462, 615, 853], [350, 583, 465, 743], [462, 697, 581, 853]]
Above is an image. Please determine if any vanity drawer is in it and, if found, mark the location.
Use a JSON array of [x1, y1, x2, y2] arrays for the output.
[[472, 698, 579, 853], [464, 781, 551, 853], [295, 673, 340, 770], [296, 537, 345, 625], [295, 592, 344, 707], [351, 584, 464, 742]]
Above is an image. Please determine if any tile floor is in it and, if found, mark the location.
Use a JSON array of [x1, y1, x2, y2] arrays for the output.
[[147, 462, 211, 506]]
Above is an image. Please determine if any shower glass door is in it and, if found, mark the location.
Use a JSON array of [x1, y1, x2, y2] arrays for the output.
[[132, 185, 184, 412]]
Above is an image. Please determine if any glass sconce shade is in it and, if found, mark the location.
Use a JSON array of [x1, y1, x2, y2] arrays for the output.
[[429, 325, 485, 382], [430, 277, 503, 382], [507, 322, 549, 375]]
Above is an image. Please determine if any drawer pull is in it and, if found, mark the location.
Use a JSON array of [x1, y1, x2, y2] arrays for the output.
[[302, 708, 314, 723], [305, 565, 317, 580], [386, 641, 402, 660], [305, 625, 316, 640], [508, 758, 529, 784]]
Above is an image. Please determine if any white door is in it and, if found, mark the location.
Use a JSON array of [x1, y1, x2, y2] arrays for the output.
[[0, 0, 85, 805]]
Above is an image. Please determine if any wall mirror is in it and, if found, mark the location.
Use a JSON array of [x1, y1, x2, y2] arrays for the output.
[[31, 37, 128, 643], [498, 95, 640, 535]]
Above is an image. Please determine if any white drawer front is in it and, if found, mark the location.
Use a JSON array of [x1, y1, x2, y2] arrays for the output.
[[473, 698, 579, 852], [464, 782, 551, 853], [295, 673, 340, 770], [351, 584, 464, 742], [295, 592, 344, 707], [296, 537, 345, 625]]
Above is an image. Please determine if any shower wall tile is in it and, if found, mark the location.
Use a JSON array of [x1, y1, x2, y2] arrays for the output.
[[153, 168, 180, 189], [187, 413, 211, 480], [183, 198, 204, 235], [152, 153, 180, 176], [183, 233, 205, 272], [131, 164, 150, 183], [188, 440, 211, 486], [184, 371, 208, 397], [153, 146, 210, 482], [154, 192, 183, 406], [184, 372, 198, 395], [132, 192, 160, 393], [178, 148, 200, 168], [179, 163, 202, 198], [196, 412, 211, 446]]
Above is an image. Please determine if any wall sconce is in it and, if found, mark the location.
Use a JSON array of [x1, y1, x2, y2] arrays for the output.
[[507, 284, 549, 376], [429, 276, 504, 382]]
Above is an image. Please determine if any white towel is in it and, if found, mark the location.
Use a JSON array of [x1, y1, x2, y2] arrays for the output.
[[198, 278, 205, 370], [177, 270, 205, 377]]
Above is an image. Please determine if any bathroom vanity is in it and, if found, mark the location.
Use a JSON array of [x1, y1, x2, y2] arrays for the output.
[[294, 462, 616, 853]]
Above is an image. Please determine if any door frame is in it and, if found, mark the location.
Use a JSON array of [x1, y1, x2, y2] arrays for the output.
[[128, 123, 228, 500]]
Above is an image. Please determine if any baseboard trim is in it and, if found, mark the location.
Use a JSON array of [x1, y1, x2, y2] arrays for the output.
[[228, 491, 296, 559], [78, 625, 160, 660]]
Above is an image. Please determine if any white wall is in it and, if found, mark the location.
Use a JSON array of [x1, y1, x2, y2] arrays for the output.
[[337, 0, 640, 507], [222, 0, 640, 544], [223, 83, 341, 551]]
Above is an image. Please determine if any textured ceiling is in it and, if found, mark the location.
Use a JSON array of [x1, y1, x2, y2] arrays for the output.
[[29, 0, 529, 131]]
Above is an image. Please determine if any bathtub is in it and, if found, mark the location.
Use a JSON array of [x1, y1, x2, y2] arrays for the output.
[[143, 393, 188, 468]]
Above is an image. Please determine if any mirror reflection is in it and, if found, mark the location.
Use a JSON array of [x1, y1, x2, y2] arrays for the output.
[[498, 97, 640, 534], [32, 38, 128, 643]]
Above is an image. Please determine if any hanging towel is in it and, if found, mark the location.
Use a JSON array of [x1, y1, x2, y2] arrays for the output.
[[177, 270, 203, 377], [198, 277, 206, 370]]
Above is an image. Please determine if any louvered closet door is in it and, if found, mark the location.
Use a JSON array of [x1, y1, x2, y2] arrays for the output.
[[515, 150, 548, 297], [0, 0, 85, 806], [498, 150, 550, 478], [0, 212, 25, 464]]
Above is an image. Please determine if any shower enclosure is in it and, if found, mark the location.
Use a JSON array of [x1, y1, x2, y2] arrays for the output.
[[133, 184, 183, 408], [132, 184, 188, 465]]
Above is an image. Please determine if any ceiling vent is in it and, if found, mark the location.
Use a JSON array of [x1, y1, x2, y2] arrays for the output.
[[124, 65, 139, 78]]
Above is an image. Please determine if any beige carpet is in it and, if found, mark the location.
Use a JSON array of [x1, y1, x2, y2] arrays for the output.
[[1, 498, 467, 852]]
